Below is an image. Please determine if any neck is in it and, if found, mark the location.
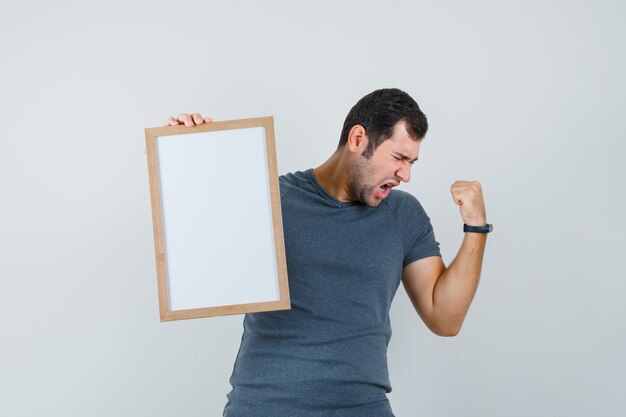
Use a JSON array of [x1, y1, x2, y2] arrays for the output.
[[312, 150, 354, 202]]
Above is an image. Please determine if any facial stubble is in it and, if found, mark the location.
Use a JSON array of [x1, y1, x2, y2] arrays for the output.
[[347, 155, 382, 207]]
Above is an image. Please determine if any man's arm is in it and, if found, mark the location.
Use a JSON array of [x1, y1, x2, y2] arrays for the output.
[[402, 180, 488, 337]]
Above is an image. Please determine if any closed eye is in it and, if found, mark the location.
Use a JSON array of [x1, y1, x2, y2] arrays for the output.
[[393, 154, 417, 165]]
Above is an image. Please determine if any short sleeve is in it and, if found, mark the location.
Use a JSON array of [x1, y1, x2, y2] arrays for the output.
[[395, 193, 441, 266]]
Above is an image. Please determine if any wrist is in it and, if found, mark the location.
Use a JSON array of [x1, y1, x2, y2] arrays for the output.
[[464, 223, 493, 234], [464, 218, 487, 227]]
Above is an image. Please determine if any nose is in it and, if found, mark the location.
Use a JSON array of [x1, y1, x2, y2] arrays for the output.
[[396, 163, 411, 183]]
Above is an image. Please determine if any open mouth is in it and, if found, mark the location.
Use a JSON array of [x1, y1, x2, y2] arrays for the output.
[[378, 182, 397, 199]]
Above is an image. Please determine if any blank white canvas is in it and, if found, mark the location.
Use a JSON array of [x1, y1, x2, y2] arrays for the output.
[[155, 127, 280, 310]]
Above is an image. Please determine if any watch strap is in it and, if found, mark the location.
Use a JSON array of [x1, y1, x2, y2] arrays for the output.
[[464, 223, 493, 233]]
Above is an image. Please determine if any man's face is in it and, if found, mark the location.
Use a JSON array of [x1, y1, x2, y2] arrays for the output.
[[347, 122, 421, 207]]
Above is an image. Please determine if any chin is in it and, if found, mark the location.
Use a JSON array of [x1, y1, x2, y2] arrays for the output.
[[352, 185, 384, 207], [361, 195, 383, 207]]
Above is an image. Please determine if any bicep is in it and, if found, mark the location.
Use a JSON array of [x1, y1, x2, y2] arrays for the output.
[[402, 256, 446, 324]]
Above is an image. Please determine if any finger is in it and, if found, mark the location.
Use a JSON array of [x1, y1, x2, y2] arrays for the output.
[[203, 117, 213, 123], [450, 182, 482, 200], [452, 180, 481, 190], [191, 113, 204, 125], [164, 117, 180, 126], [452, 186, 475, 201], [451, 182, 470, 193], [177, 113, 194, 127], [450, 187, 464, 206], [451, 188, 471, 201]]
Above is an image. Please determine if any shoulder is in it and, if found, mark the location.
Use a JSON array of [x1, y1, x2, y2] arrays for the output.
[[384, 190, 439, 258], [279, 171, 308, 187], [279, 170, 309, 199], [384, 189, 427, 214], [381, 189, 432, 229]]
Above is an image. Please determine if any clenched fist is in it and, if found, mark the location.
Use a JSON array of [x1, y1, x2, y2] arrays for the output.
[[450, 181, 487, 226]]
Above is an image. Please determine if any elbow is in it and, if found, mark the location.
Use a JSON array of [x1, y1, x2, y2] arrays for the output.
[[429, 321, 462, 337], [418, 308, 466, 337], [435, 326, 461, 337]]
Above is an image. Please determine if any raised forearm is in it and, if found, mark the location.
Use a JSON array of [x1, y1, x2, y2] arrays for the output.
[[431, 232, 487, 335]]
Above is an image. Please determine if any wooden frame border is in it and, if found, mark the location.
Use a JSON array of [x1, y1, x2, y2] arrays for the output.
[[145, 116, 290, 321]]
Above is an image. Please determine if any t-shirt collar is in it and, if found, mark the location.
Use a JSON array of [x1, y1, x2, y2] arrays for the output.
[[305, 168, 357, 209]]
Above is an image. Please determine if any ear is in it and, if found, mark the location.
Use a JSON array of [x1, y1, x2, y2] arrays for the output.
[[347, 125, 368, 153]]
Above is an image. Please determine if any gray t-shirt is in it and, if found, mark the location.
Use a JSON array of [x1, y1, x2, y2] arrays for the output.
[[223, 169, 441, 417]]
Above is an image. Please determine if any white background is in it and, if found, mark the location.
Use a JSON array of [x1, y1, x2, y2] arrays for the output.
[[1, 1, 624, 416]]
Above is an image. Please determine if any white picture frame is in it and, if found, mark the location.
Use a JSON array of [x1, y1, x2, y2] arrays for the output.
[[145, 117, 290, 321]]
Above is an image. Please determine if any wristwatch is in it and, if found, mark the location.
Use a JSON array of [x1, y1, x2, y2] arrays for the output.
[[463, 223, 493, 233]]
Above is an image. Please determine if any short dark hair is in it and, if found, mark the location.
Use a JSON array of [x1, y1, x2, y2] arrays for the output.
[[337, 88, 428, 158]]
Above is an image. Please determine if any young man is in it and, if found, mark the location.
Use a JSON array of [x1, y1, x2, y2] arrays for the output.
[[166, 88, 491, 416]]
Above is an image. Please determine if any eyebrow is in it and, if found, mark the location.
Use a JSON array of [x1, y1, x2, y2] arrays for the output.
[[394, 152, 419, 163]]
